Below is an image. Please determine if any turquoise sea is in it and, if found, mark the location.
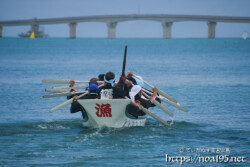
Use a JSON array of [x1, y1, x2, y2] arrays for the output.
[[0, 38, 249, 166]]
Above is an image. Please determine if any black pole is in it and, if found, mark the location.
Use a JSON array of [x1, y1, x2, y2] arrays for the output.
[[122, 45, 127, 76]]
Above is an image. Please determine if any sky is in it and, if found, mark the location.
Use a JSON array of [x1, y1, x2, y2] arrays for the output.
[[0, 0, 250, 38]]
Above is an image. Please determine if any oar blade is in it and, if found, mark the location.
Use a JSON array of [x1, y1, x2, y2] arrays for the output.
[[153, 99, 174, 117], [45, 84, 88, 93], [45, 88, 68, 93], [157, 89, 177, 103], [50, 99, 73, 112], [43, 91, 86, 98], [42, 80, 70, 84], [52, 84, 88, 90], [160, 97, 188, 112], [142, 108, 170, 126], [42, 79, 97, 84], [49, 92, 88, 112]]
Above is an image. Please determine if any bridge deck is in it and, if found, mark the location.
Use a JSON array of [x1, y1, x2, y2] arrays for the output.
[[1, 14, 250, 26]]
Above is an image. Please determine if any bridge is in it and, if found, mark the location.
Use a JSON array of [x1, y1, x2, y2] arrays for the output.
[[0, 14, 250, 38]]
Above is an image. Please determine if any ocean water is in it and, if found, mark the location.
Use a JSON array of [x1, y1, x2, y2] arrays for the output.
[[0, 38, 249, 166]]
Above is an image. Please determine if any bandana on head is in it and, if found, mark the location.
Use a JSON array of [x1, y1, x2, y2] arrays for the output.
[[86, 84, 98, 92], [129, 85, 142, 103], [104, 77, 115, 87]]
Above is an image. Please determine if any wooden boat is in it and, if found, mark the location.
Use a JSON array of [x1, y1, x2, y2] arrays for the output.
[[42, 46, 188, 127], [78, 99, 146, 128]]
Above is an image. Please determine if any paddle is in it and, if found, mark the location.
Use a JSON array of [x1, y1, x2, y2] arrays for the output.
[[43, 91, 86, 98], [50, 92, 88, 112], [142, 92, 174, 117], [45, 88, 69, 93], [142, 88, 188, 112], [115, 45, 127, 88], [133, 74, 178, 103], [122, 45, 127, 76], [45, 84, 88, 93], [42, 80, 103, 84], [125, 97, 170, 126], [51, 84, 88, 90]]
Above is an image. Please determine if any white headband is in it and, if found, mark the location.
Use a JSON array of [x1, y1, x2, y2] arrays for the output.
[[129, 85, 142, 103]]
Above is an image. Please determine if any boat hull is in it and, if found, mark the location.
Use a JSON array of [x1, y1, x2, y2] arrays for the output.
[[78, 99, 146, 128]]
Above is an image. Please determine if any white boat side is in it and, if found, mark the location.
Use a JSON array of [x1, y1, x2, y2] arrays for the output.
[[78, 99, 147, 128]]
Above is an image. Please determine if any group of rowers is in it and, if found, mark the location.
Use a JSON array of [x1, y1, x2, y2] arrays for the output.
[[67, 71, 161, 119]]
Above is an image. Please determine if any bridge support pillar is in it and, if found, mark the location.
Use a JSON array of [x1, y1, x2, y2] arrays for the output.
[[162, 21, 173, 39], [107, 22, 117, 38], [31, 18, 39, 35], [31, 23, 39, 34], [69, 22, 77, 38], [207, 21, 216, 39], [0, 26, 2, 38]]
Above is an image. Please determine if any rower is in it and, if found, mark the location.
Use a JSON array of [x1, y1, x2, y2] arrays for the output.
[[89, 77, 98, 85], [114, 71, 136, 97], [128, 71, 162, 107], [67, 80, 76, 100], [67, 78, 98, 99], [127, 85, 158, 118], [98, 74, 105, 86], [98, 72, 125, 99], [70, 83, 99, 119]]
